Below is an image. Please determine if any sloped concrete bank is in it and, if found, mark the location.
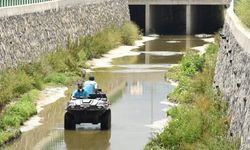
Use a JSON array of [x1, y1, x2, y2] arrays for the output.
[[214, 2, 250, 150], [0, 0, 129, 69]]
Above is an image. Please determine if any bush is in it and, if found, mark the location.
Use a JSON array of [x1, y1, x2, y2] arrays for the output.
[[47, 47, 69, 72], [121, 21, 140, 45], [179, 51, 205, 77], [159, 106, 203, 149], [235, 0, 250, 28], [168, 75, 192, 103], [94, 26, 122, 54], [167, 50, 205, 103], [0, 69, 34, 105], [13, 70, 34, 94]]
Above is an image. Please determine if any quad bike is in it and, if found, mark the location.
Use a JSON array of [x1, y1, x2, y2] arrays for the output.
[[64, 89, 111, 130]]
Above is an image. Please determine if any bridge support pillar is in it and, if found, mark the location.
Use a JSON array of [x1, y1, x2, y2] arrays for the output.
[[145, 4, 151, 35], [186, 4, 191, 35]]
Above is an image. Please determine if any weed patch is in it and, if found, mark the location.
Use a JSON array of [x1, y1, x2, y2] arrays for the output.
[[121, 22, 140, 45], [145, 42, 240, 150]]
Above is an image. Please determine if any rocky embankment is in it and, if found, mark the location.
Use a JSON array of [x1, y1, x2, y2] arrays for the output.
[[0, 0, 129, 69], [214, 3, 250, 150]]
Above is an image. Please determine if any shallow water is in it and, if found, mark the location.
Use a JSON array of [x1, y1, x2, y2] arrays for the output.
[[5, 35, 207, 150]]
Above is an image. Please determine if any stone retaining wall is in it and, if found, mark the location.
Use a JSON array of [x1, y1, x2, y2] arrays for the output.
[[214, 1, 250, 150], [0, 0, 130, 69]]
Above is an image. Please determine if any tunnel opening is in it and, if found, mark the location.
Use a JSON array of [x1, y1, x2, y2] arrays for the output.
[[191, 5, 224, 34], [150, 5, 186, 35], [129, 4, 225, 35], [129, 5, 145, 34]]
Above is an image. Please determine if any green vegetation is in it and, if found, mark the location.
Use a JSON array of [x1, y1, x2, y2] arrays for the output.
[[235, 0, 250, 28], [145, 42, 240, 150], [0, 21, 139, 145], [166, 50, 205, 103], [0, 90, 38, 145], [121, 22, 140, 45]]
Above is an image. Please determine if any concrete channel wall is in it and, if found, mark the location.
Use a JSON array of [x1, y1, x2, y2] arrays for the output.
[[0, 0, 130, 69], [214, 1, 250, 150]]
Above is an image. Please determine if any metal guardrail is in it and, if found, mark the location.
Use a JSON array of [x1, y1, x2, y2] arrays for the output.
[[0, 0, 52, 7], [0, 0, 108, 17]]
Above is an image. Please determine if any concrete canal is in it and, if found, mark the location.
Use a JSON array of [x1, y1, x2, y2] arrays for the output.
[[5, 35, 210, 150]]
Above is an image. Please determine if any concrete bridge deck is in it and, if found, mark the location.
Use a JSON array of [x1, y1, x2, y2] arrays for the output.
[[129, 0, 229, 5]]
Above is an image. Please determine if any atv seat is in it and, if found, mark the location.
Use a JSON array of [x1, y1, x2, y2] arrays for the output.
[[88, 93, 107, 99]]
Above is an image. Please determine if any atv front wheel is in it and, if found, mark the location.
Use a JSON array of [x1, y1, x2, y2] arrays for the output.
[[101, 109, 111, 130], [64, 112, 75, 130]]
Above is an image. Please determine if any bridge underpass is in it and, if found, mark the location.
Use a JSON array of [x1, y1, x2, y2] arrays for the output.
[[128, 0, 228, 35]]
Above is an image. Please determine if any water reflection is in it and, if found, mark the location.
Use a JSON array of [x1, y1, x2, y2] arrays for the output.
[[112, 35, 205, 66], [64, 130, 111, 150], [112, 54, 183, 65], [139, 35, 206, 52], [130, 81, 143, 96]]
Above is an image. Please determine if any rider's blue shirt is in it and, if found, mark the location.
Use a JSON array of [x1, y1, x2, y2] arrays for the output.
[[72, 89, 88, 98], [84, 80, 97, 96]]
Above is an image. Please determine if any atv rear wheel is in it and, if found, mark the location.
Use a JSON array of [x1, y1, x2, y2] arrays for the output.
[[101, 109, 111, 130], [64, 112, 75, 130]]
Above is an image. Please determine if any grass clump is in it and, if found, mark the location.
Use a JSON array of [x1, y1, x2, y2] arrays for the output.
[[0, 90, 38, 130], [145, 42, 240, 150], [0, 90, 38, 146], [0, 130, 21, 146], [235, 0, 250, 28], [121, 22, 140, 45]]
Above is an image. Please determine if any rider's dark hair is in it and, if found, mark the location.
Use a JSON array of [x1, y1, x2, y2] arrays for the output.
[[77, 82, 83, 89], [89, 75, 95, 81]]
